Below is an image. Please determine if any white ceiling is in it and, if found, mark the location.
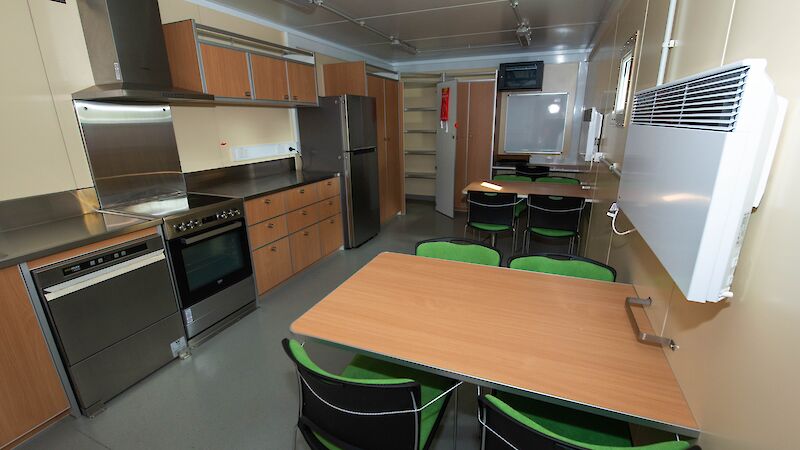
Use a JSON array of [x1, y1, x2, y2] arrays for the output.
[[209, 0, 612, 63]]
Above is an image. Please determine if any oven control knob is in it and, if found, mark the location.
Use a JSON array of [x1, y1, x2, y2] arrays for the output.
[[234, 209, 241, 215], [218, 212, 228, 219], [177, 223, 187, 232]]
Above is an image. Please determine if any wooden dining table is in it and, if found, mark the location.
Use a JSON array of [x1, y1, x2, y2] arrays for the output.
[[291, 252, 699, 437], [463, 179, 593, 199]]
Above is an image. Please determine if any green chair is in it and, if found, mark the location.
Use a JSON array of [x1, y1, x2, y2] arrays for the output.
[[479, 394, 699, 450], [536, 176, 581, 185], [492, 175, 532, 218], [524, 194, 584, 253], [416, 238, 502, 266], [283, 339, 459, 450], [466, 191, 521, 248], [507, 253, 616, 282]]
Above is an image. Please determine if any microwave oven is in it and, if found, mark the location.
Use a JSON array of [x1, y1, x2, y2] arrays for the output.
[[497, 61, 544, 91]]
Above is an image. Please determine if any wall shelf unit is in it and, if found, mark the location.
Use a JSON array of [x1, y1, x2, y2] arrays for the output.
[[401, 76, 440, 199]]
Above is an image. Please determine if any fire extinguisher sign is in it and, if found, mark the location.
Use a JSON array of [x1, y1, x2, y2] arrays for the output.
[[440, 87, 450, 132]]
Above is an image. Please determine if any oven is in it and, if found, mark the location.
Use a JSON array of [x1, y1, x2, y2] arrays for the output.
[[165, 208, 256, 341]]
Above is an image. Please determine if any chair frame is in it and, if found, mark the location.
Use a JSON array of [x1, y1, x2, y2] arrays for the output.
[[507, 253, 617, 281], [415, 237, 504, 265], [523, 194, 585, 254], [478, 395, 701, 450], [283, 339, 454, 450], [465, 191, 522, 249]]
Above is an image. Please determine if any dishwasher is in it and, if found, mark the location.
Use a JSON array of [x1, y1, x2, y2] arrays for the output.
[[32, 234, 187, 416]]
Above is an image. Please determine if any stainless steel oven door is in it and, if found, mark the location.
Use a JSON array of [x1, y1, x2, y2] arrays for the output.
[[167, 219, 253, 310]]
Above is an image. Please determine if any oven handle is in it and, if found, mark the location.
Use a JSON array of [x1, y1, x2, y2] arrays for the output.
[[181, 221, 242, 245], [43, 250, 166, 302]]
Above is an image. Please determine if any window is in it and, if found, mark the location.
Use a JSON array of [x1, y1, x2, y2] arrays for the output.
[[612, 32, 638, 127], [614, 51, 634, 113]]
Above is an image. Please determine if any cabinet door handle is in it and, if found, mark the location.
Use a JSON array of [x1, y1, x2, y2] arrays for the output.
[[292, 95, 298, 100], [301, 210, 308, 216], [283, 94, 289, 100], [303, 231, 309, 236], [245, 91, 251, 97], [270, 246, 278, 252], [328, 201, 333, 206], [264, 198, 272, 205], [329, 219, 335, 224], [267, 223, 275, 229], [299, 189, 305, 194]]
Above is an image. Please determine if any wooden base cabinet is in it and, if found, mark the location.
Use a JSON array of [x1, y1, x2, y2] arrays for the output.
[[1, 266, 69, 449], [246, 177, 344, 296]]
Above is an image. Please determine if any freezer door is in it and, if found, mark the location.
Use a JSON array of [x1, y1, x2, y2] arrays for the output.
[[343, 147, 380, 247], [345, 96, 377, 150]]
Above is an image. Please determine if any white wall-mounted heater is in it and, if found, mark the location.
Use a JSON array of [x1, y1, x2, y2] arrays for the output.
[[618, 60, 786, 303], [579, 108, 604, 162]]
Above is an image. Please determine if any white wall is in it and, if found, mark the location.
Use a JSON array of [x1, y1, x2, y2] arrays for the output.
[[0, 0, 299, 201]]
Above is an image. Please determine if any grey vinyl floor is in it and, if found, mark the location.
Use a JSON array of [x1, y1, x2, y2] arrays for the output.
[[19, 200, 530, 450]]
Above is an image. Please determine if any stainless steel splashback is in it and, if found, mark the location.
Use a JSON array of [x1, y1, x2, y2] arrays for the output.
[[75, 101, 186, 208]]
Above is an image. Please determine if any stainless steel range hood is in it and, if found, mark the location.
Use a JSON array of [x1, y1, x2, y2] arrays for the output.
[[73, 0, 213, 103]]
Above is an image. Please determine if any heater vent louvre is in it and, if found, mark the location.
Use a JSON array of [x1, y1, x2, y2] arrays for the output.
[[631, 66, 749, 131]]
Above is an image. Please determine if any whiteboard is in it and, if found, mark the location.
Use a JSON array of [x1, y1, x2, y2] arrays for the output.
[[503, 93, 568, 154]]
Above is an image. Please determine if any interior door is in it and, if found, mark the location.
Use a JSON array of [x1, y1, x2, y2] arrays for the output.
[[465, 81, 496, 186], [385, 79, 402, 220], [367, 76, 389, 223], [435, 81, 458, 218]]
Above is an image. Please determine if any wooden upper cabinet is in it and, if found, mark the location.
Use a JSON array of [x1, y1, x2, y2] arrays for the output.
[[251, 54, 289, 101], [288, 62, 318, 103], [199, 44, 251, 99], [162, 20, 203, 92], [324, 61, 367, 96], [1, 266, 69, 448]]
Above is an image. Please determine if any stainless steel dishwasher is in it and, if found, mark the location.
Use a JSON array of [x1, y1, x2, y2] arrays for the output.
[[32, 234, 187, 416]]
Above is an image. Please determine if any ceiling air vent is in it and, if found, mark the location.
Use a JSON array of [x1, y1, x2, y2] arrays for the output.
[[631, 66, 749, 132]]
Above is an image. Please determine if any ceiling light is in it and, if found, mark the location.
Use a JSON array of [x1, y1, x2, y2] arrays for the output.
[[516, 23, 532, 47], [390, 37, 418, 55]]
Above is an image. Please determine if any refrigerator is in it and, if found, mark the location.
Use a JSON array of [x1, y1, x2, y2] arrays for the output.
[[298, 95, 380, 248]]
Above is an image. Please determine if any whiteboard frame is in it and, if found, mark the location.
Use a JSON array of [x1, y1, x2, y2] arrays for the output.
[[500, 91, 569, 154]]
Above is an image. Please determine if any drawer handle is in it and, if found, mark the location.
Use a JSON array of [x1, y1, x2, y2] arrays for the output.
[[299, 189, 305, 194], [283, 94, 289, 100], [327, 181, 332, 186], [292, 95, 298, 100], [245, 91, 251, 97], [303, 231, 309, 236], [267, 223, 275, 229], [270, 246, 278, 252], [329, 219, 335, 224], [328, 201, 333, 206], [264, 198, 272, 205], [302, 210, 308, 216]]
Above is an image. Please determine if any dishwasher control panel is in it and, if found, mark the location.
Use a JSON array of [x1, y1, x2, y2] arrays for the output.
[[62, 242, 149, 276]]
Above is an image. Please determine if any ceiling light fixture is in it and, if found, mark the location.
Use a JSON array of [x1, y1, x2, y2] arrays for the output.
[[310, 0, 418, 55], [509, 0, 533, 48]]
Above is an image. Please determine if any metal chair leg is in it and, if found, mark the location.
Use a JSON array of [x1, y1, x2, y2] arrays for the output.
[[491, 233, 497, 248], [452, 384, 459, 450]]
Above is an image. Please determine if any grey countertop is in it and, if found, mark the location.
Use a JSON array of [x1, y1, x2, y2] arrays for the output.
[[188, 170, 339, 200], [0, 212, 161, 269]]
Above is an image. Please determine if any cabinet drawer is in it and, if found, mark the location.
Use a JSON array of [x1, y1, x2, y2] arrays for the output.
[[286, 184, 320, 211], [317, 196, 341, 220], [286, 205, 320, 234], [290, 224, 322, 273], [318, 177, 340, 199], [245, 192, 286, 225], [252, 237, 293, 295], [319, 213, 344, 256], [248, 215, 288, 249]]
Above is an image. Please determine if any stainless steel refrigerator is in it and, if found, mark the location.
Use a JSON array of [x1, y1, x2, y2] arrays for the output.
[[298, 95, 380, 248]]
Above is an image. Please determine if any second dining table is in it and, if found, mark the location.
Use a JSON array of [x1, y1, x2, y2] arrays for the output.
[[462, 179, 593, 199]]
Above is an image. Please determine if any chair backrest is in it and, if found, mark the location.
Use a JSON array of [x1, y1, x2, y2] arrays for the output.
[[415, 238, 502, 266], [479, 395, 698, 450], [467, 191, 518, 228], [515, 164, 550, 179], [536, 176, 581, 185], [493, 174, 533, 182], [283, 339, 422, 450], [507, 253, 616, 282], [527, 194, 583, 233]]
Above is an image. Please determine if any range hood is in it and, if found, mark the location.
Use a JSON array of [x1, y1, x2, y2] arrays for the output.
[[73, 0, 213, 103]]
